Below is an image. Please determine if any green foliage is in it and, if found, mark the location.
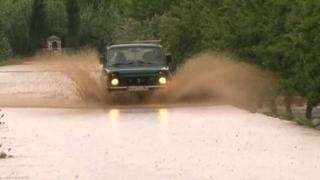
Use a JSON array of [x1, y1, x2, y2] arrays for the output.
[[29, 0, 47, 53], [46, 0, 68, 40], [0, 0, 32, 55], [113, 16, 162, 42], [277, 112, 315, 128], [127, 0, 178, 21], [0, 33, 12, 62], [66, 0, 80, 47], [294, 116, 316, 128], [79, 3, 121, 50]]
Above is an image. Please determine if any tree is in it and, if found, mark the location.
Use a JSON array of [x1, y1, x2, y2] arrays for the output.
[[0, 27, 12, 62], [290, 0, 320, 119], [66, 0, 80, 47], [127, 0, 178, 21], [79, 2, 121, 51], [29, 0, 47, 53], [159, 0, 206, 69], [46, 0, 68, 40], [0, 0, 32, 55]]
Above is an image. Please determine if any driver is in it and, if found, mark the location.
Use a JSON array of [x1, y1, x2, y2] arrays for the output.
[[115, 52, 127, 64]]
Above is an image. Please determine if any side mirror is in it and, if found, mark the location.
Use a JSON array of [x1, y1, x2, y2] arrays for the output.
[[166, 55, 172, 64]]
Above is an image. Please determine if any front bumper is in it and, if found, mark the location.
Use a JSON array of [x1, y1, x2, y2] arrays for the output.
[[108, 85, 166, 92]]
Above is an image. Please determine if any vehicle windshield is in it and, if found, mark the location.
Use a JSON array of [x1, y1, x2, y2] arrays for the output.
[[107, 46, 166, 67]]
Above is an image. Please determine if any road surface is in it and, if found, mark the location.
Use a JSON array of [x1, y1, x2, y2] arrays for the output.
[[1, 62, 320, 180]]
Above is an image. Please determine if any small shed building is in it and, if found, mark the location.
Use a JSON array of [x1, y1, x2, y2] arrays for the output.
[[47, 35, 62, 51]]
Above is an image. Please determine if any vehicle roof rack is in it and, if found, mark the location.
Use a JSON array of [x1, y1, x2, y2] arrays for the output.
[[108, 40, 161, 46]]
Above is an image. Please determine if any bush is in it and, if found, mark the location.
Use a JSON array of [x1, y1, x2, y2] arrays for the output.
[[0, 35, 13, 63], [293, 116, 316, 128]]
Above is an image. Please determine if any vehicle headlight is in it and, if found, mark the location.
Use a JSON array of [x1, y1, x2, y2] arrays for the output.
[[158, 77, 167, 85], [111, 78, 119, 86]]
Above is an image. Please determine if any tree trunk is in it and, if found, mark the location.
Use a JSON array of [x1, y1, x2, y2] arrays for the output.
[[269, 98, 278, 115], [305, 101, 314, 120], [284, 94, 293, 115]]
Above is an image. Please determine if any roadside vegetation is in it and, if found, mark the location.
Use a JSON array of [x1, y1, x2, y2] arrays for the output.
[[0, 110, 13, 159], [269, 112, 319, 129], [0, 0, 319, 122]]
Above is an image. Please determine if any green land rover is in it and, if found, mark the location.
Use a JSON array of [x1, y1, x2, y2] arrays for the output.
[[101, 41, 172, 92]]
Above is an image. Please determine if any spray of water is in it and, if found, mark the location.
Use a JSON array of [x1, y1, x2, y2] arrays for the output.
[[153, 52, 275, 110], [0, 51, 275, 109], [0, 50, 109, 107]]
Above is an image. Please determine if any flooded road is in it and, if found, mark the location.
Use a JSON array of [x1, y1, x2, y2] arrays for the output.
[[1, 106, 320, 180], [1, 61, 320, 180]]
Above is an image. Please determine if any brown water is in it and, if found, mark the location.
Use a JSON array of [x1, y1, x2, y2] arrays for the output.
[[153, 53, 275, 110], [0, 51, 275, 110], [26, 51, 108, 102]]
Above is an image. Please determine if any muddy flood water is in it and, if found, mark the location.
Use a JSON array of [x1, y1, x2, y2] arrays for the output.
[[1, 52, 320, 180], [0, 51, 274, 109]]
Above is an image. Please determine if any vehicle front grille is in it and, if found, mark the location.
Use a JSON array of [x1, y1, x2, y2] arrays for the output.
[[120, 76, 156, 86]]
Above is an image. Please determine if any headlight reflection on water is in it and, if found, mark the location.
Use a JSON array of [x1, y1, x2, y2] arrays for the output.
[[108, 108, 169, 125], [109, 109, 120, 123], [158, 108, 169, 125]]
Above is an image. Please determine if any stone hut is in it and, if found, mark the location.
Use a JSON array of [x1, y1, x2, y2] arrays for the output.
[[47, 35, 62, 51]]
